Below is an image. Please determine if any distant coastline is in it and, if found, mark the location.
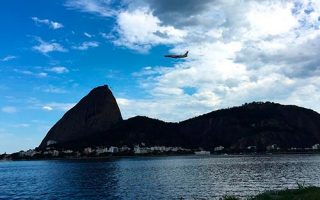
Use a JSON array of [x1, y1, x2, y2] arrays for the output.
[[2, 149, 320, 162]]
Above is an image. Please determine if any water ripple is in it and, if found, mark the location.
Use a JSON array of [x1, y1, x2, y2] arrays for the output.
[[1, 155, 320, 199]]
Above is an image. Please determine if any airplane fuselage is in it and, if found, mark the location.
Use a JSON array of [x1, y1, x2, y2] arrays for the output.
[[164, 55, 187, 58], [164, 51, 188, 59]]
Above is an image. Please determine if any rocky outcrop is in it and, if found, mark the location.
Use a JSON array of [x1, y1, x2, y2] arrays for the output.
[[39, 85, 122, 148]]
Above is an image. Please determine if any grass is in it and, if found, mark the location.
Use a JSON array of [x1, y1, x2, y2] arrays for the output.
[[250, 186, 320, 200], [220, 185, 320, 200]]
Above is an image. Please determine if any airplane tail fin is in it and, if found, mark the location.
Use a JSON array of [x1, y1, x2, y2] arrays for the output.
[[184, 51, 189, 56]]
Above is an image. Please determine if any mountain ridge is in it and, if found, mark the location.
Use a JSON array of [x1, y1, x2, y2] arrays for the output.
[[39, 86, 320, 151]]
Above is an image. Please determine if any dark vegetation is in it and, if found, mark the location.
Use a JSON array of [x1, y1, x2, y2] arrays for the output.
[[220, 186, 320, 200]]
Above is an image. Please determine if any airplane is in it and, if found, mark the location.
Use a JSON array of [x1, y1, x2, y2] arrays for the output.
[[164, 51, 188, 59]]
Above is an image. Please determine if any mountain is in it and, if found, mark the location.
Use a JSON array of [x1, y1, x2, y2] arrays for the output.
[[39, 85, 122, 148], [178, 102, 320, 150], [79, 102, 320, 151], [39, 85, 320, 151]]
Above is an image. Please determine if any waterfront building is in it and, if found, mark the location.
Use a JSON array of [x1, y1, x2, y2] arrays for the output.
[[247, 146, 256, 150], [84, 147, 93, 154], [194, 150, 210, 155], [46, 140, 57, 146], [121, 146, 131, 152], [214, 146, 224, 151], [109, 146, 119, 153], [96, 147, 109, 155], [312, 144, 320, 150], [266, 144, 278, 151], [63, 150, 73, 154], [52, 150, 59, 157], [134, 145, 148, 154]]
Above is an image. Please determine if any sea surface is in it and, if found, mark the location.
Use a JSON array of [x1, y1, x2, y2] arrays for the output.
[[1, 154, 320, 200]]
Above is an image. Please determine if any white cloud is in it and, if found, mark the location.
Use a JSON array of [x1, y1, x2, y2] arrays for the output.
[[46, 66, 69, 74], [17, 69, 47, 77], [41, 102, 75, 112], [31, 17, 64, 29], [84, 32, 93, 38], [65, 0, 116, 17], [67, 0, 320, 121], [111, 0, 320, 121], [10, 123, 30, 128], [73, 41, 99, 50], [14, 69, 48, 78], [114, 8, 187, 52], [100, 32, 111, 39], [117, 94, 221, 121], [1, 55, 16, 62], [33, 38, 67, 54], [35, 85, 67, 94], [246, 2, 297, 37], [42, 106, 53, 111], [38, 72, 48, 77], [43, 88, 66, 94], [1, 106, 17, 114]]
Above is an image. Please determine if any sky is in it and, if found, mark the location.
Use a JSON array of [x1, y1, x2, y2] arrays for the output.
[[1, 0, 320, 153]]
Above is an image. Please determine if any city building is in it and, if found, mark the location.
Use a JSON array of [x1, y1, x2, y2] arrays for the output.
[[46, 140, 57, 146], [312, 144, 320, 150], [214, 146, 224, 151], [266, 144, 278, 151], [108, 146, 119, 153], [84, 147, 94, 155], [96, 147, 109, 155]]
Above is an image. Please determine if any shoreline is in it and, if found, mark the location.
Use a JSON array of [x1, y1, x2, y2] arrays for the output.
[[2, 151, 320, 162]]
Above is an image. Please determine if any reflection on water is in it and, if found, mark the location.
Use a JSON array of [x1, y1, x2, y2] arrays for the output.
[[1, 155, 320, 200]]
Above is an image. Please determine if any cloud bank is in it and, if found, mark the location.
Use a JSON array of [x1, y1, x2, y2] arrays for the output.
[[63, 0, 320, 121]]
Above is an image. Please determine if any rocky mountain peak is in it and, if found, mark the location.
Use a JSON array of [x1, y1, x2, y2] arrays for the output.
[[39, 85, 122, 148]]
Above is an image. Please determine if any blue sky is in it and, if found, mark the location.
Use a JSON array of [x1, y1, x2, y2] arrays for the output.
[[1, 0, 320, 153]]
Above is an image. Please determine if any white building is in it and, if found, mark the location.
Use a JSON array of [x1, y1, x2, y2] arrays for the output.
[[25, 149, 37, 157], [150, 146, 165, 151], [266, 144, 278, 151], [214, 146, 224, 151], [19, 149, 37, 157], [194, 150, 210, 155], [46, 140, 57, 146], [120, 146, 131, 152], [134, 145, 148, 154], [52, 150, 59, 157], [84, 147, 93, 155], [165, 147, 172, 152], [247, 146, 256, 150], [108, 146, 119, 153], [157, 146, 166, 152], [171, 147, 179, 152], [312, 144, 320, 150], [63, 150, 73, 154], [96, 147, 108, 155]]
